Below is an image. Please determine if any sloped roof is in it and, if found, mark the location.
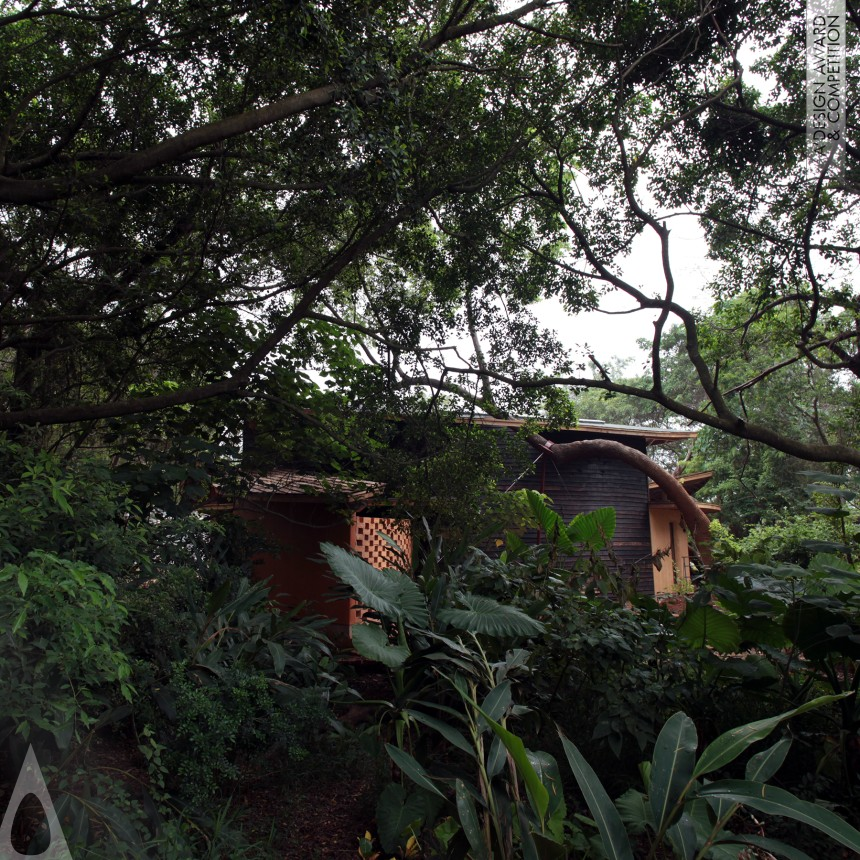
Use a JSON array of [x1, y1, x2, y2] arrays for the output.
[[247, 468, 382, 503], [648, 472, 719, 514], [648, 470, 714, 500], [472, 415, 697, 445]]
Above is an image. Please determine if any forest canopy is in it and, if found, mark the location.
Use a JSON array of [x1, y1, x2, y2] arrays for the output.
[[0, 0, 857, 465]]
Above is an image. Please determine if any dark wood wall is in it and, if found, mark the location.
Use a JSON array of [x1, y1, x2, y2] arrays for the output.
[[499, 428, 654, 592]]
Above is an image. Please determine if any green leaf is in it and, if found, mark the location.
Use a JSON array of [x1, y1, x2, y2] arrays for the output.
[[480, 711, 549, 826], [532, 830, 567, 859], [784, 600, 860, 660], [649, 712, 698, 835], [406, 709, 474, 758], [804, 483, 856, 500], [559, 732, 634, 860], [385, 744, 445, 799], [351, 623, 409, 668], [16, 569, 28, 596], [527, 750, 566, 839], [666, 812, 697, 860], [480, 680, 512, 725], [12, 607, 27, 634], [205, 580, 232, 616], [525, 491, 574, 554], [745, 738, 791, 782], [267, 640, 286, 675], [712, 833, 814, 860], [677, 604, 741, 652], [376, 783, 427, 855], [697, 780, 860, 854], [437, 593, 544, 637], [321, 543, 429, 626], [455, 778, 488, 860], [567, 507, 616, 549], [487, 734, 507, 778], [694, 694, 849, 778], [615, 789, 651, 835]]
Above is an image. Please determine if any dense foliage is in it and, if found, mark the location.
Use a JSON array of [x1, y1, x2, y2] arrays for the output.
[[0, 0, 856, 470], [1, 0, 859, 855], [0, 439, 342, 855]]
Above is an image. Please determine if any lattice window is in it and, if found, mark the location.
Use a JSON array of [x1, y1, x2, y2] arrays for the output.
[[351, 517, 410, 570]]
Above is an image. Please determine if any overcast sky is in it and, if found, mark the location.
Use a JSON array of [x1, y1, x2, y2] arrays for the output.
[[531, 211, 719, 376]]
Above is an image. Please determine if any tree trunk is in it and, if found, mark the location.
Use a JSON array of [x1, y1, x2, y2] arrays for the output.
[[526, 434, 712, 541]]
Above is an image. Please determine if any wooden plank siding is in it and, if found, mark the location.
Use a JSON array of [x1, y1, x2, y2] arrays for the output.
[[497, 428, 655, 592]]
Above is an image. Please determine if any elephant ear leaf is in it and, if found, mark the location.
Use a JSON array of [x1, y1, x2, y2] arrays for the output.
[[351, 622, 409, 668], [321, 542, 428, 626], [525, 490, 574, 554], [437, 593, 544, 637], [677, 604, 741, 652], [376, 783, 427, 855], [568, 507, 616, 550]]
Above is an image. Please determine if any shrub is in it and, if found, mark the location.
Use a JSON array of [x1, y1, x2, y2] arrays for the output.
[[162, 662, 327, 807], [529, 595, 695, 760], [0, 550, 133, 752]]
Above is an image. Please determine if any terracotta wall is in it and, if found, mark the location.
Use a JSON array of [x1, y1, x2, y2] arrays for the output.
[[237, 499, 354, 633], [237, 500, 412, 640]]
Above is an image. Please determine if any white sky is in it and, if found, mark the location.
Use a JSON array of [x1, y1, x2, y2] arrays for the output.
[[527, 40, 771, 374], [531, 212, 719, 373]]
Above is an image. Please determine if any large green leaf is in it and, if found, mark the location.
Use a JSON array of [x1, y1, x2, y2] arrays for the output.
[[455, 778, 488, 860], [712, 833, 813, 860], [649, 712, 698, 835], [479, 711, 549, 827], [376, 783, 428, 855], [526, 750, 567, 841], [385, 744, 446, 799], [437, 593, 544, 637], [406, 709, 475, 758], [676, 604, 741, 652], [666, 812, 697, 860], [567, 507, 616, 549], [745, 738, 791, 782], [480, 680, 513, 725], [697, 780, 860, 854], [693, 694, 848, 778], [615, 789, 651, 836], [351, 622, 409, 668], [784, 599, 860, 660], [487, 734, 507, 778], [559, 732, 634, 860], [321, 542, 429, 626], [525, 491, 574, 554]]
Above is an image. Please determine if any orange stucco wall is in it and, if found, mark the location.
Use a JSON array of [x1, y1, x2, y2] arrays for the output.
[[234, 499, 412, 642], [649, 505, 691, 593]]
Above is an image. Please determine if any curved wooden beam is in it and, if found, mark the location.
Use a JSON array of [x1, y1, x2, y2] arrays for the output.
[[527, 434, 712, 540]]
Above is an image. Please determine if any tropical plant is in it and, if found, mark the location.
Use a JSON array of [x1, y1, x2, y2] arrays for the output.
[[563, 696, 860, 860], [530, 594, 695, 761], [693, 473, 860, 749], [381, 655, 569, 860], [0, 550, 133, 753], [137, 576, 340, 805], [321, 541, 543, 670], [322, 540, 560, 857]]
